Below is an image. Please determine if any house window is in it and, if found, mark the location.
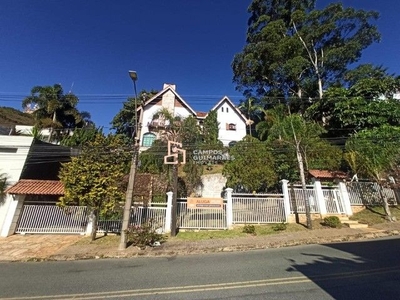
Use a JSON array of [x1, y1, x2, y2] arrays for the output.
[[0, 147, 17, 153], [142, 133, 156, 147], [226, 123, 236, 131], [221, 107, 224, 112], [226, 107, 229, 113]]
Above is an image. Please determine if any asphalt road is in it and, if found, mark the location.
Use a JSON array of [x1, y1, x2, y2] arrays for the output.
[[0, 237, 399, 300]]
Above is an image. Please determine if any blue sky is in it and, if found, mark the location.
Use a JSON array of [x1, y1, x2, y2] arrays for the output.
[[1, 0, 400, 130]]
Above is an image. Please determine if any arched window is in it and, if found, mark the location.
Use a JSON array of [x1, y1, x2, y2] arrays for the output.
[[142, 132, 156, 147]]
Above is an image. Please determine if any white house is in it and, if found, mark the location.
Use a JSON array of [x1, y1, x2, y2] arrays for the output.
[[138, 83, 248, 149], [0, 136, 33, 236]]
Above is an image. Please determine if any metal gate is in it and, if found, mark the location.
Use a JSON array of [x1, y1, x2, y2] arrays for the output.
[[16, 205, 88, 234], [322, 187, 345, 214]]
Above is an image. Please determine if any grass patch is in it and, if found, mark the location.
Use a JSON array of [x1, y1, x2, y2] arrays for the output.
[[350, 206, 400, 225], [174, 223, 306, 241]]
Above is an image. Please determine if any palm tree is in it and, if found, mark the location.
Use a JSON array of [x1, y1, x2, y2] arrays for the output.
[[22, 84, 84, 142], [255, 104, 287, 140]]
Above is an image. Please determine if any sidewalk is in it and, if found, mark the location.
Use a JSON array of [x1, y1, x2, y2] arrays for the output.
[[1, 222, 400, 262]]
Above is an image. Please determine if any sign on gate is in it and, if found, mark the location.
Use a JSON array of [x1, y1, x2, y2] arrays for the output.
[[187, 197, 223, 209]]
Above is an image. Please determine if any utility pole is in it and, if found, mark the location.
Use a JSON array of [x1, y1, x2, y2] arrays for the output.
[[119, 70, 142, 250], [163, 141, 186, 237]]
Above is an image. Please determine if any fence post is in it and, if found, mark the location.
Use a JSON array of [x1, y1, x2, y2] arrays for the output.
[[281, 180, 291, 223], [313, 179, 327, 216], [225, 188, 233, 229], [164, 191, 173, 233], [337, 181, 353, 216], [85, 210, 94, 236]]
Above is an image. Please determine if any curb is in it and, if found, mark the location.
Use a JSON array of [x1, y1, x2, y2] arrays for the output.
[[9, 229, 399, 263]]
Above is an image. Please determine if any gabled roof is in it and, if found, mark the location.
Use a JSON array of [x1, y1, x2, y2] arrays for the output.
[[308, 169, 348, 180], [139, 84, 198, 116], [211, 96, 248, 123], [6, 180, 64, 195], [196, 111, 208, 119]]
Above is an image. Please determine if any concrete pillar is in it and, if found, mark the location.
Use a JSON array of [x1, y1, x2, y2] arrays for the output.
[[338, 181, 353, 216], [225, 188, 233, 229], [164, 191, 173, 233], [0, 194, 25, 237], [280, 180, 291, 222], [313, 179, 327, 216]]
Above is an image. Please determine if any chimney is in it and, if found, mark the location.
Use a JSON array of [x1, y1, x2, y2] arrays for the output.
[[163, 83, 176, 90], [162, 83, 176, 113]]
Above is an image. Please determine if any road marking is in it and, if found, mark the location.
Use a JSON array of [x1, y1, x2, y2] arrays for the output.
[[1, 266, 399, 299]]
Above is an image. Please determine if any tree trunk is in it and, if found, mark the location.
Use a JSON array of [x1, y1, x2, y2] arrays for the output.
[[296, 143, 313, 229], [90, 209, 98, 241], [378, 182, 396, 222]]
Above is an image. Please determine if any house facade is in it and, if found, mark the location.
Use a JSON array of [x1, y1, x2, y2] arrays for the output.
[[0, 136, 72, 236], [0, 136, 34, 236], [138, 83, 247, 149]]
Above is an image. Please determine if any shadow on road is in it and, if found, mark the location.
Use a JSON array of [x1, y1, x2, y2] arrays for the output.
[[286, 237, 400, 300]]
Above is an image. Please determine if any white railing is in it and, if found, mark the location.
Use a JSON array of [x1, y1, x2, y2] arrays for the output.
[[346, 182, 398, 206], [178, 200, 227, 229], [16, 205, 88, 234], [322, 189, 345, 214], [232, 196, 285, 224], [289, 188, 319, 214]]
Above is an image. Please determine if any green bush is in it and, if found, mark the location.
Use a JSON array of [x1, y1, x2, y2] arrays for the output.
[[242, 224, 256, 235], [125, 220, 166, 248], [323, 216, 341, 228], [272, 223, 287, 231]]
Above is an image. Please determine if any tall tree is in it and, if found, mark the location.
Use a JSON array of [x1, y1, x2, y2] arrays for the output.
[[223, 136, 277, 192], [232, 0, 380, 105], [202, 110, 221, 147], [344, 125, 400, 221], [22, 84, 90, 142], [59, 133, 131, 240], [111, 90, 158, 138], [306, 65, 400, 136]]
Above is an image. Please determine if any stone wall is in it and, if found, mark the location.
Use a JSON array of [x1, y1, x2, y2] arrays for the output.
[[196, 173, 227, 198]]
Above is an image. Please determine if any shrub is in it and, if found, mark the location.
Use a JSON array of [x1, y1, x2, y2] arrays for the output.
[[272, 223, 287, 231], [323, 216, 341, 228], [242, 224, 256, 235], [125, 220, 166, 249]]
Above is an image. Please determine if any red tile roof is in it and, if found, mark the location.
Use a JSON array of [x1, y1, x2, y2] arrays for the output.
[[308, 169, 348, 180], [196, 111, 208, 118], [6, 180, 64, 195]]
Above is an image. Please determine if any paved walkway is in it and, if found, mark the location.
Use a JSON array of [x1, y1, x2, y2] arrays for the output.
[[1, 223, 400, 262]]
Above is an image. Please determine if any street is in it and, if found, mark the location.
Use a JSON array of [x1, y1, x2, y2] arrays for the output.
[[0, 236, 399, 299]]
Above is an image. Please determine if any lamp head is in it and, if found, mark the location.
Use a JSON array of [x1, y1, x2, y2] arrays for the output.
[[128, 70, 138, 82]]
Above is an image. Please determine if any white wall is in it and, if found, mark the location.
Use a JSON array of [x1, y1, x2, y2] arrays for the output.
[[216, 102, 247, 146], [0, 136, 33, 236]]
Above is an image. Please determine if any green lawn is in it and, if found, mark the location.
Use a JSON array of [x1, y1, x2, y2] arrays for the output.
[[350, 206, 400, 225]]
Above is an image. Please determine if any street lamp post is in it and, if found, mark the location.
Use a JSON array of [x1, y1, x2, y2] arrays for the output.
[[118, 70, 141, 250]]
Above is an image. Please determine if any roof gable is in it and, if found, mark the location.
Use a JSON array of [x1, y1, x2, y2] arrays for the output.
[[140, 85, 197, 116], [211, 96, 247, 123]]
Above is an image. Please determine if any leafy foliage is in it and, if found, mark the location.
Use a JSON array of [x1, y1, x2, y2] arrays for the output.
[[233, 0, 380, 105], [323, 216, 341, 228], [223, 136, 277, 192], [0, 172, 8, 204], [59, 133, 131, 239], [242, 224, 256, 235], [125, 220, 166, 248], [0, 106, 35, 126], [22, 84, 92, 142]]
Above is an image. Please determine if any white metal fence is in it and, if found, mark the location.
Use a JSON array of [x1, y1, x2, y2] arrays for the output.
[[289, 187, 319, 214], [16, 205, 88, 234], [346, 182, 398, 206], [322, 188, 345, 214], [232, 194, 286, 223], [177, 199, 227, 229]]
